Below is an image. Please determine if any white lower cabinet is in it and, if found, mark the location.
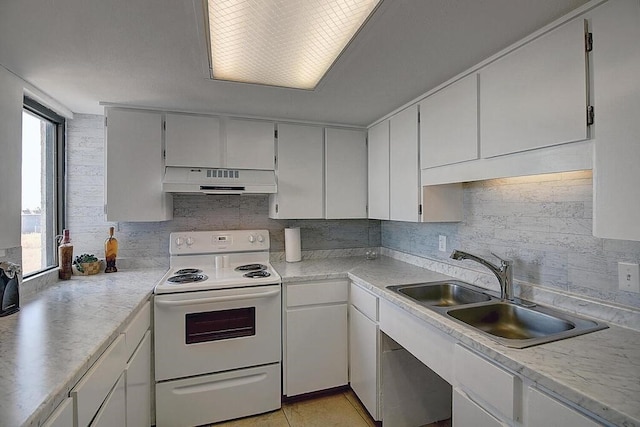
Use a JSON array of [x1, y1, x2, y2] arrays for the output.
[[526, 386, 601, 427], [126, 331, 151, 427], [453, 388, 507, 427], [284, 280, 348, 397], [42, 398, 73, 427], [91, 374, 126, 427], [348, 283, 380, 421]]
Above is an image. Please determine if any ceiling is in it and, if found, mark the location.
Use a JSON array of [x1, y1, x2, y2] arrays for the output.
[[0, 0, 589, 127]]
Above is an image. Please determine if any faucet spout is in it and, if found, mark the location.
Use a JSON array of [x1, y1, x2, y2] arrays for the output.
[[450, 250, 514, 301]]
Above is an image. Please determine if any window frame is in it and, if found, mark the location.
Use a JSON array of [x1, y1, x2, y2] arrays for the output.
[[22, 97, 66, 277]]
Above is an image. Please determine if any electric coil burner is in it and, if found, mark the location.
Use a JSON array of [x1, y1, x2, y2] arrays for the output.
[[167, 273, 208, 283], [243, 270, 271, 278], [235, 263, 267, 272], [174, 268, 202, 275]]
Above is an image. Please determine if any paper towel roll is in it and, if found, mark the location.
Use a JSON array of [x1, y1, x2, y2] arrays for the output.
[[285, 227, 302, 263]]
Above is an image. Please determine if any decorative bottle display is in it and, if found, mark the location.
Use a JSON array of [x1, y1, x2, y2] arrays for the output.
[[58, 229, 73, 280], [105, 226, 118, 273]]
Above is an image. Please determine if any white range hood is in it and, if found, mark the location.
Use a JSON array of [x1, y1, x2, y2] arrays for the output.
[[163, 167, 276, 194]]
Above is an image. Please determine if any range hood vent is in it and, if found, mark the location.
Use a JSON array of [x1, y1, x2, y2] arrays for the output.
[[163, 167, 276, 194]]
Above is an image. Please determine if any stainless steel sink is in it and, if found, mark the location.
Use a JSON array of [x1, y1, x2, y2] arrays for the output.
[[446, 302, 608, 348], [388, 281, 494, 307]]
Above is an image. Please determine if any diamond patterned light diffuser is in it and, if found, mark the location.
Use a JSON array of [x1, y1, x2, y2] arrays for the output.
[[207, 0, 381, 90]]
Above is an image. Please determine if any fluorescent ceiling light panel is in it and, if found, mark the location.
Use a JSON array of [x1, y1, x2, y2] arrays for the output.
[[207, 0, 380, 89]]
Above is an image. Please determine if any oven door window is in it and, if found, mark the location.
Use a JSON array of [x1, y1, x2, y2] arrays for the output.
[[185, 307, 256, 344]]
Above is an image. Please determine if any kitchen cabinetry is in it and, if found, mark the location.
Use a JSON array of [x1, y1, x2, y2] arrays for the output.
[[123, 301, 151, 427], [367, 120, 390, 220], [526, 386, 600, 427], [480, 18, 589, 158], [91, 374, 126, 427], [284, 279, 348, 396], [41, 398, 73, 427], [226, 118, 275, 170], [591, 0, 640, 241], [105, 108, 172, 221], [453, 389, 506, 427], [389, 105, 420, 222], [269, 123, 324, 219], [325, 128, 367, 219], [349, 282, 380, 421], [164, 113, 222, 168], [420, 74, 478, 168]]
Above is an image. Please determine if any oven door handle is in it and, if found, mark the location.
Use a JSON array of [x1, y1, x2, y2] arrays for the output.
[[155, 288, 280, 307]]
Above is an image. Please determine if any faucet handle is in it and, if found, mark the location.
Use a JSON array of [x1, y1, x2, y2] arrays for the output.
[[491, 252, 513, 266]]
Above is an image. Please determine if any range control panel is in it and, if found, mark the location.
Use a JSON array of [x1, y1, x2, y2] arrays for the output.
[[169, 230, 270, 254]]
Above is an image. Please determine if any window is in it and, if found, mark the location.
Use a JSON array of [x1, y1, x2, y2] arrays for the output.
[[21, 97, 65, 276]]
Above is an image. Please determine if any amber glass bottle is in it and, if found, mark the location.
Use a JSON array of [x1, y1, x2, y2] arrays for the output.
[[105, 226, 118, 273], [58, 229, 73, 280]]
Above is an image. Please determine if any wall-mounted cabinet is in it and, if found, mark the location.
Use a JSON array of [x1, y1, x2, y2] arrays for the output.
[[420, 73, 478, 169], [165, 113, 222, 168], [325, 128, 367, 219], [105, 108, 173, 221], [480, 18, 589, 158], [269, 123, 324, 219], [226, 118, 275, 170], [389, 105, 420, 222], [367, 120, 390, 220]]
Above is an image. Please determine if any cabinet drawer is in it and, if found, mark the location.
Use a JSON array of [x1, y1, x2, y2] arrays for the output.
[[350, 282, 378, 321], [287, 280, 348, 307], [91, 373, 126, 427], [453, 388, 508, 427], [454, 344, 520, 422], [72, 334, 126, 427], [526, 386, 600, 427], [42, 398, 73, 427], [123, 301, 150, 361]]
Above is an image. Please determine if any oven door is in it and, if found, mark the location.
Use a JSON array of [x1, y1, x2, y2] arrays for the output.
[[154, 284, 281, 381]]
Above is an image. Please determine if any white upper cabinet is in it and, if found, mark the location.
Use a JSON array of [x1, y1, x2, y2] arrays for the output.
[[325, 128, 367, 219], [269, 123, 324, 219], [367, 120, 390, 220], [164, 113, 222, 167], [105, 108, 172, 221], [480, 18, 589, 158], [389, 104, 420, 222], [591, 0, 640, 241], [420, 73, 479, 168], [226, 118, 275, 170]]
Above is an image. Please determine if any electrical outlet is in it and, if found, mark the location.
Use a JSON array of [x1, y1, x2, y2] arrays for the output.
[[618, 262, 640, 293], [438, 235, 447, 252]]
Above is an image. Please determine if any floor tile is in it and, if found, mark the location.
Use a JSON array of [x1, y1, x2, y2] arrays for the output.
[[283, 393, 370, 427], [210, 409, 290, 427], [343, 389, 378, 427]]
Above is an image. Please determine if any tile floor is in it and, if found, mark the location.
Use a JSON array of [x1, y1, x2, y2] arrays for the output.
[[210, 389, 451, 427]]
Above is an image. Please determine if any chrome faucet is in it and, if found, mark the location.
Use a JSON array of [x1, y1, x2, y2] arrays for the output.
[[450, 250, 514, 301]]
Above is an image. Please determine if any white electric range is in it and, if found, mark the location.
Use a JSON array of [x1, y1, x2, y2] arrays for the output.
[[154, 230, 282, 427]]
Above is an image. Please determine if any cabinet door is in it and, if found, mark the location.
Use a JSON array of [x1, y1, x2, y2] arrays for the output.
[[226, 118, 275, 170], [325, 128, 367, 219], [42, 398, 73, 427], [453, 389, 507, 427], [480, 18, 588, 158], [126, 331, 151, 427], [592, 0, 640, 241], [390, 105, 420, 222], [165, 113, 222, 167], [285, 304, 348, 396], [271, 123, 324, 219], [105, 108, 172, 221], [526, 386, 600, 427], [420, 74, 478, 168], [367, 120, 390, 220], [91, 374, 126, 427], [349, 305, 380, 420]]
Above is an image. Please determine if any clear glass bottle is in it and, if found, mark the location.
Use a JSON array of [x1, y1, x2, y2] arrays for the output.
[[105, 226, 118, 273], [58, 229, 73, 280]]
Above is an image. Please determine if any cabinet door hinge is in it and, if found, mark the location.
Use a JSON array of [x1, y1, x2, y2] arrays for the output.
[[274, 129, 278, 139], [163, 120, 166, 131], [417, 111, 421, 123], [163, 149, 166, 159], [275, 204, 279, 214], [585, 32, 593, 52], [587, 105, 595, 126], [418, 204, 422, 216], [104, 117, 107, 127]]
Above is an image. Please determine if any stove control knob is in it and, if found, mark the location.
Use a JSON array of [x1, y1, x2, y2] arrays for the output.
[[185, 237, 195, 247], [248, 235, 256, 243], [257, 234, 265, 243], [175, 237, 185, 247]]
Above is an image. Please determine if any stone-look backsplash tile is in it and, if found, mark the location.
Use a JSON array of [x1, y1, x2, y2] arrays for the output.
[[382, 171, 640, 310], [65, 114, 379, 266]]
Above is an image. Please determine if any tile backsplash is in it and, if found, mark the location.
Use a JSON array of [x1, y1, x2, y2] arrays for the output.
[[382, 172, 640, 310], [66, 114, 380, 266]]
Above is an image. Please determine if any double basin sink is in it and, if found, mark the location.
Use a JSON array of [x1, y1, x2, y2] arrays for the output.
[[388, 281, 607, 348]]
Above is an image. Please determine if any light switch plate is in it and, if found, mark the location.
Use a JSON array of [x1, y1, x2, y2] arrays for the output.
[[618, 262, 640, 293], [438, 235, 447, 252]]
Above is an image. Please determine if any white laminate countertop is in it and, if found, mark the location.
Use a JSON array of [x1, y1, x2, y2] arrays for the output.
[[273, 256, 640, 427], [0, 268, 166, 427]]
